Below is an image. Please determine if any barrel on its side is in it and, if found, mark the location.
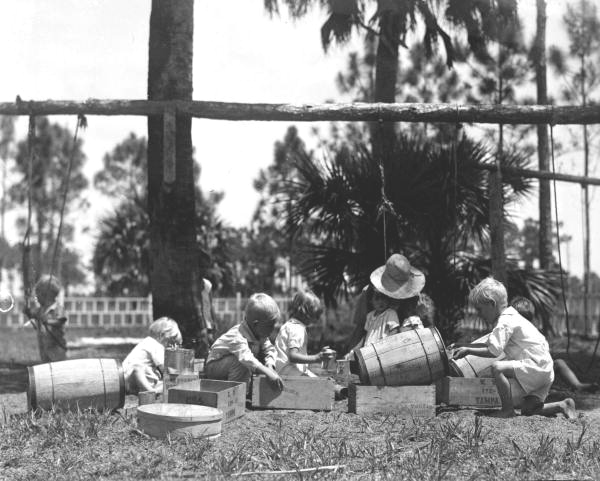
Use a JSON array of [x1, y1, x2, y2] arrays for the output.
[[137, 403, 222, 440], [356, 327, 449, 386], [27, 358, 125, 411], [448, 333, 505, 378]]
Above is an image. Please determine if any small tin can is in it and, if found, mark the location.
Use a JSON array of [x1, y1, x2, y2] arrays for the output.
[[320, 348, 337, 371]]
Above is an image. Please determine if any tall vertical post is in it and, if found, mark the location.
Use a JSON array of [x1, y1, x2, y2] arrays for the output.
[[147, 0, 202, 343]]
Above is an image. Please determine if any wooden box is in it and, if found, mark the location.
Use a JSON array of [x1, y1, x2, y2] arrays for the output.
[[168, 379, 246, 423], [436, 377, 525, 408], [348, 383, 436, 418], [251, 375, 335, 411]]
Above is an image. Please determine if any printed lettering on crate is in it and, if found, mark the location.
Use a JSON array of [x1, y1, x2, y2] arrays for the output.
[[348, 383, 436, 418], [168, 379, 246, 424], [251, 375, 335, 411], [436, 377, 525, 408]]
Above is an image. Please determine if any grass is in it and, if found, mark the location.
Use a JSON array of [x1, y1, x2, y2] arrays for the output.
[[1, 406, 599, 480]]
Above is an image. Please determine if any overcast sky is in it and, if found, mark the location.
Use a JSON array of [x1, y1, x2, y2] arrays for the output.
[[0, 0, 597, 279]]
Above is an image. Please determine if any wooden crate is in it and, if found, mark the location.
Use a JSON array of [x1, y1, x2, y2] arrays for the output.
[[436, 377, 525, 408], [251, 375, 335, 411], [348, 384, 436, 418], [168, 379, 246, 424]]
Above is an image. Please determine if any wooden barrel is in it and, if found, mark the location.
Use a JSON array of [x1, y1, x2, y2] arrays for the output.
[[448, 333, 505, 378], [356, 327, 448, 386], [137, 403, 222, 439], [27, 358, 125, 411]]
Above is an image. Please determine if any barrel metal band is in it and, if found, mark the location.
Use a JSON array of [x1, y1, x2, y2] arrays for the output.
[[414, 329, 433, 383], [371, 343, 388, 385], [100, 359, 108, 409], [49, 362, 55, 406]]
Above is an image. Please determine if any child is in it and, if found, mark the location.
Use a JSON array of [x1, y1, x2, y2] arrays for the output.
[[122, 317, 182, 394], [24, 275, 67, 363], [347, 288, 401, 355], [454, 278, 576, 418], [511, 296, 598, 394], [274, 289, 328, 376], [205, 293, 284, 392]]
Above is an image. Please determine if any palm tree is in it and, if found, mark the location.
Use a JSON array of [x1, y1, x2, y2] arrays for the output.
[[280, 133, 560, 339]]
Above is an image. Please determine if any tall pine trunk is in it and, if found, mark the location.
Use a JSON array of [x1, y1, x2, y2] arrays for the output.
[[535, 0, 555, 335], [372, 8, 400, 259], [147, 0, 202, 343]]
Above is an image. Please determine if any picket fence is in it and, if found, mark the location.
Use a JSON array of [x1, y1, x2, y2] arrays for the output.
[[1, 293, 598, 336], [0, 295, 292, 330]]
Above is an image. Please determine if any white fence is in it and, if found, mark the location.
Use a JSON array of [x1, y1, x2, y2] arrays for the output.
[[1, 294, 598, 336], [0, 295, 292, 329]]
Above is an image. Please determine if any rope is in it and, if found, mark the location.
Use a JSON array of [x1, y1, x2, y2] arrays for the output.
[[451, 105, 460, 270], [50, 114, 86, 277], [375, 118, 399, 261], [549, 124, 571, 356], [22, 116, 35, 311]]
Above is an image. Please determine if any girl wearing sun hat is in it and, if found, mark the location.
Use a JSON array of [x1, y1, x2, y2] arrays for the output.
[[345, 254, 432, 354], [346, 254, 428, 356]]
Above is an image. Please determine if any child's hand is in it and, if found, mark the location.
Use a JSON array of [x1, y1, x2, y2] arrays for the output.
[[266, 371, 284, 391], [452, 347, 469, 360]]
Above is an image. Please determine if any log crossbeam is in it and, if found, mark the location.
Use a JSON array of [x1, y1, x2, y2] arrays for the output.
[[2, 99, 600, 125]]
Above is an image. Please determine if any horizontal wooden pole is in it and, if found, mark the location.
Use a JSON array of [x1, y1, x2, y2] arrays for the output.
[[1, 99, 600, 124], [476, 163, 600, 186]]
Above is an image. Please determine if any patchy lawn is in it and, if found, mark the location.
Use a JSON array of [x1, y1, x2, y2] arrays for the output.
[[2, 328, 600, 479]]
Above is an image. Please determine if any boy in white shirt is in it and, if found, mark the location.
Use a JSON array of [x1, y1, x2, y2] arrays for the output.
[[454, 277, 576, 419], [122, 317, 182, 394], [205, 293, 284, 392]]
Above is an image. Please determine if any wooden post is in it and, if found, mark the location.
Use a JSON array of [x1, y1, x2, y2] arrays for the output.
[[147, 0, 201, 344]]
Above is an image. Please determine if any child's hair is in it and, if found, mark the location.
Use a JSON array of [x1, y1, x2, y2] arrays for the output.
[[288, 289, 323, 325], [395, 295, 419, 320], [469, 277, 508, 309], [510, 296, 535, 322], [34, 275, 62, 305], [149, 317, 182, 345], [245, 293, 281, 327]]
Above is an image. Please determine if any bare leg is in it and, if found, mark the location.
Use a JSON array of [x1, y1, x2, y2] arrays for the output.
[[490, 361, 517, 418], [522, 395, 577, 419], [554, 359, 598, 393]]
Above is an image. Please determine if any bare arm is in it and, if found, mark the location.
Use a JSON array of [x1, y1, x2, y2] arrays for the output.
[[453, 345, 496, 359], [254, 363, 284, 390], [288, 347, 322, 364]]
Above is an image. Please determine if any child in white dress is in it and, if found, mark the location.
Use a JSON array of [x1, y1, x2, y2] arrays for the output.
[[454, 278, 576, 418], [274, 290, 328, 376], [122, 317, 182, 394]]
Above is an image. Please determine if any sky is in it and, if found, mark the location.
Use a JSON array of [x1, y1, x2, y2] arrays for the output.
[[0, 0, 598, 281]]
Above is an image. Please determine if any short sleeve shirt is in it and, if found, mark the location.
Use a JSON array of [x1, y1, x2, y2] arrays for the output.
[[122, 336, 164, 382], [207, 321, 276, 370], [274, 318, 310, 375], [364, 308, 400, 345]]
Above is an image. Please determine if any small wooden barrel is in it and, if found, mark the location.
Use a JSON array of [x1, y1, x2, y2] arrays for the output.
[[448, 334, 505, 378], [27, 358, 125, 411], [137, 403, 222, 439], [356, 328, 448, 386]]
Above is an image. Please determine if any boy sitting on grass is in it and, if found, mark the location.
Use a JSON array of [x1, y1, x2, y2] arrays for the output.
[[122, 317, 182, 394], [205, 293, 284, 393], [453, 277, 576, 419]]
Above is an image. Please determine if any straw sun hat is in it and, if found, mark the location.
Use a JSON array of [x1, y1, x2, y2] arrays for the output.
[[369, 254, 425, 299]]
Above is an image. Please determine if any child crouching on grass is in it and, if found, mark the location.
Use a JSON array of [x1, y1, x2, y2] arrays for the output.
[[453, 277, 576, 419], [122, 317, 182, 394], [205, 293, 284, 393], [274, 289, 329, 376]]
